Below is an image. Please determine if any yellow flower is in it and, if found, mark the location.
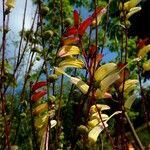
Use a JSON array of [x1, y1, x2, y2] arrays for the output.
[[143, 59, 150, 71], [124, 0, 141, 11], [6, 0, 16, 9], [57, 45, 80, 57]]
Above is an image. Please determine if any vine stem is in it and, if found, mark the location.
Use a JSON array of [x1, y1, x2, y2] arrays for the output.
[[125, 112, 144, 150], [0, 0, 11, 149], [55, 0, 64, 147], [137, 63, 150, 130]]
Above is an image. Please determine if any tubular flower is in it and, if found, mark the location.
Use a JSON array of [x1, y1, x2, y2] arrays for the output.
[[119, 79, 138, 95], [138, 44, 150, 59], [143, 59, 150, 71], [94, 63, 118, 82], [57, 45, 80, 57], [124, 0, 141, 11]]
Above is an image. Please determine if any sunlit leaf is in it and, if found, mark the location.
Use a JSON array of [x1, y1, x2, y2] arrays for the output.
[[73, 10, 80, 27], [143, 59, 150, 71], [138, 44, 150, 58], [94, 63, 118, 81], [78, 16, 93, 36], [63, 26, 78, 36], [62, 37, 79, 45], [31, 90, 47, 102], [88, 121, 108, 143], [32, 81, 47, 91], [124, 94, 136, 110], [58, 58, 84, 69], [6, 0, 16, 9], [32, 103, 48, 115], [57, 45, 80, 57]]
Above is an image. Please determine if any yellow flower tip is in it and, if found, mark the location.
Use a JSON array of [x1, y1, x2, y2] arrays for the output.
[[70, 77, 89, 94], [90, 113, 109, 122], [124, 0, 141, 11], [88, 119, 99, 128], [95, 89, 112, 99], [126, 7, 141, 19], [138, 44, 150, 59], [6, 0, 16, 9], [57, 45, 80, 57], [94, 63, 117, 82], [143, 60, 150, 71], [58, 58, 84, 69], [89, 104, 110, 114], [50, 120, 57, 128], [88, 122, 108, 143]]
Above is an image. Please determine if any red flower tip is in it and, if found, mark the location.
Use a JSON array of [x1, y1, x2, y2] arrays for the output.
[[31, 90, 47, 102]]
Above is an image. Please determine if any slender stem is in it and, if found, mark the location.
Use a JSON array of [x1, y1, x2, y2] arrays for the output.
[[17, 0, 28, 63], [125, 112, 144, 150]]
